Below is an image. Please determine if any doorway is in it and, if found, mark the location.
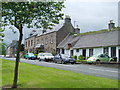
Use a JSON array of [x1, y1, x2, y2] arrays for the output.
[[82, 49, 86, 59], [70, 50, 74, 56]]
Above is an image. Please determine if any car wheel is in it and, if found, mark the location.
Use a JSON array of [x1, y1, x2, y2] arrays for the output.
[[71, 62, 75, 65], [110, 60, 115, 63], [44, 58, 47, 62], [96, 60, 100, 64], [61, 60, 64, 64], [55, 60, 57, 63], [39, 59, 41, 61]]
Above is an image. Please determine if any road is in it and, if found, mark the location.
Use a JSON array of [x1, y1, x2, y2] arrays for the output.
[[1, 57, 119, 80]]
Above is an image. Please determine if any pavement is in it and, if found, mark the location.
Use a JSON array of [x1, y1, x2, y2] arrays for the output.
[[1, 57, 120, 80]]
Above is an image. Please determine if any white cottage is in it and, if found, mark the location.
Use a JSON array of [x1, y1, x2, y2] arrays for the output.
[[57, 28, 120, 62]]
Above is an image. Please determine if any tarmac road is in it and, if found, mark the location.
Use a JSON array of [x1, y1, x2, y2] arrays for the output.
[[2, 57, 119, 80]]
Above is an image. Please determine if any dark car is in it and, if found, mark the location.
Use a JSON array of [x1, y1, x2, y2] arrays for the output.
[[54, 54, 76, 64]]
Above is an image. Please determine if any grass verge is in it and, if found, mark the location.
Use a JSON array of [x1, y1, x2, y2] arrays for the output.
[[1, 59, 118, 88]]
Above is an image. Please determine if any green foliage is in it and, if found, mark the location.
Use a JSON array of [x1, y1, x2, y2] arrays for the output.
[[52, 49, 56, 56], [78, 55, 85, 60], [2, 59, 118, 88], [0, 43, 7, 55], [1, 2, 64, 30], [1, 2, 64, 87], [75, 60, 87, 64], [71, 55, 77, 60], [34, 54, 38, 57], [75, 60, 81, 62], [70, 27, 120, 36], [0, 28, 5, 41]]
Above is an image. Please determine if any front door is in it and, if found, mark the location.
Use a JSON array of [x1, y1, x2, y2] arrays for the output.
[[82, 49, 86, 60], [70, 50, 74, 56]]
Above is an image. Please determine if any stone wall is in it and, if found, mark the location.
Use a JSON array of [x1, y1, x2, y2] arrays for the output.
[[35, 32, 57, 54], [25, 35, 36, 52]]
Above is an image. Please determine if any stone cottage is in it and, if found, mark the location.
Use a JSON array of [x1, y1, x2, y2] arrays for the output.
[[6, 40, 18, 57], [25, 15, 80, 54], [57, 21, 120, 62]]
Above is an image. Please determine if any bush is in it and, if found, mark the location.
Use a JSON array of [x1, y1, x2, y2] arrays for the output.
[[34, 54, 38, 57], [71, 55, 77, 60], [75, 60, 87, 64], [78, 55, 85, 60], [86, 56, 90, 59], [75, 60, 81, 62]]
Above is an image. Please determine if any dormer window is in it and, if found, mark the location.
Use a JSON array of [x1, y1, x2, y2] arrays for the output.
[[68, 43, 72, 48]]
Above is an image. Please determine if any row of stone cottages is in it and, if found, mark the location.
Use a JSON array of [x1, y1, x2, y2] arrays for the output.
[[25, 16, 119, 62]]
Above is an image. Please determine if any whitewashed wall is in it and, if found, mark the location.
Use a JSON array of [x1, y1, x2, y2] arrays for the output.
[[86, 49, 89, 58], [73, 49, 82, 56], [65, 49, 70, 55], [108, 47, 111, 57], [94, 48, 103, 55], [60, 46, 120, 62], [116, 46, 120, 62]]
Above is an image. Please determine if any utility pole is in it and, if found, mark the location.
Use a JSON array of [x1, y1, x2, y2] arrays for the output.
[[74, 21, 77, 28]]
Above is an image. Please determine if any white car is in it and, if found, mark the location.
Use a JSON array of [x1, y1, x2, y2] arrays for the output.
[[37, 53, 54, 62]]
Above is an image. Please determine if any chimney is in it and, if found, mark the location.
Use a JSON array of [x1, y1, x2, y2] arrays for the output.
[[108, 20, 115, 30], [74, 25, 80, 33], [64, 15, 71, 24]]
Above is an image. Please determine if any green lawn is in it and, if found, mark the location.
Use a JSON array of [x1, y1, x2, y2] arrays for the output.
[[1, 59, 119, 88]]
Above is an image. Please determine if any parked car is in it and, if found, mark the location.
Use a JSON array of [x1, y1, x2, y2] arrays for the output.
[[5, 55, 11, 58], [37, 53, 54, 62], [86, 54, 115, 64], [24, 53, 36, 60], [54, 54, 76, 64]]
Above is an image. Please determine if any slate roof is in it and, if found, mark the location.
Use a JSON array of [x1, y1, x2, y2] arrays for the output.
[[57, 30, 120, 49], [57, 34, 80, 49]]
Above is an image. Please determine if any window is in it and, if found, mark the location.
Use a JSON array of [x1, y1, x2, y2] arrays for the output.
[[103, 47, 109, 55], [68, 43, 72, 48], [41, 38, 44, 44], [26, 42, 27, 47], [99, 54, 105, 58], [45, 37, 48, 44], [28, 40, 30, 46], [62, 49, 64, 54], [89, 49, 93, 57], [37, 39, 39, 44], [50, 36, 53, 44], [76, 49, 79, 52], [31, 40, 33, 46], [111, 47, 116, 57]]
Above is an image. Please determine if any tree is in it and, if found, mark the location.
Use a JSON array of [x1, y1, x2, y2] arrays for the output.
[[1, 1, 64, 88], [0, 20, 7, 55], [0, 28, 4, 41]]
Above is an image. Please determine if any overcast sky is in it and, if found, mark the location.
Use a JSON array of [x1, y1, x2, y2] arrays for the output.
[[3, 0, 119, 45]]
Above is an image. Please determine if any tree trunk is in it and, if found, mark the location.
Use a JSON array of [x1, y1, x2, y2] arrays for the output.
[[12, 25, 23, 88]]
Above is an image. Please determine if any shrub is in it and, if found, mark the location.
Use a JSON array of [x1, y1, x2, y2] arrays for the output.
[[34, 54, 38, 57], [71, 55, 77, 60], [78, 55, 85, 60], [86, 56, 90, 59], [75, 60, 87, 64], [75, 60, 81, 62]]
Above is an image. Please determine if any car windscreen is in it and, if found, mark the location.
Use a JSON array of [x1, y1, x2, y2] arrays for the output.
[[44, 53, 53, 56], [29, 53, 34, 56], [61, 54, 70, 58]]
